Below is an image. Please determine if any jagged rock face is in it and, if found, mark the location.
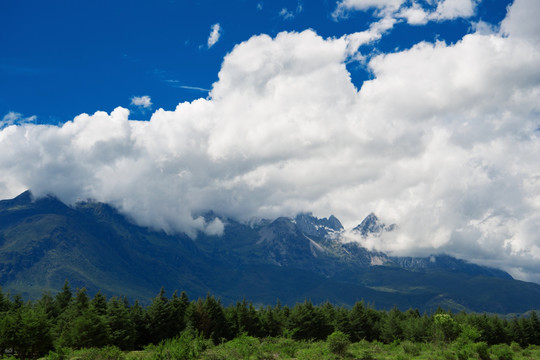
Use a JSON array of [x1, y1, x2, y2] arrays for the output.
[[353, 213, 395, 237], [294, 213, 343, 238]]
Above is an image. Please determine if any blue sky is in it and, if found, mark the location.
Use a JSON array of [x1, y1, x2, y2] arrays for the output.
[[2, 0, 540, 284], [1, 0, 511, 123]]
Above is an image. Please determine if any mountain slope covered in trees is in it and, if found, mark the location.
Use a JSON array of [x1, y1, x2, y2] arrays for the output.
[[1, 191, 540, 313]]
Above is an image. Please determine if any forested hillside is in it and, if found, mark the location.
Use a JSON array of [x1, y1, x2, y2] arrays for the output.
[[1, 283, 539, 359]]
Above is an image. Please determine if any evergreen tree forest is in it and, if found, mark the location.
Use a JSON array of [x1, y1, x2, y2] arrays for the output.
[[1, 282, 540, 360]]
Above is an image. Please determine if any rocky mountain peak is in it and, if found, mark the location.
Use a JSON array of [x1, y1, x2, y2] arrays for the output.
[[353, 213, 395, 237], [294, 213, 343, 238]]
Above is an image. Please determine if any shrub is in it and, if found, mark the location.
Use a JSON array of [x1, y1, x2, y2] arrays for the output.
[[261, 337, 300, 358], [358, 349, 377, 360], [46, 347, 71, 360], [401, 340, 421, 356], [327, 331, 350, 356], [73, 346, 126, 360], [476, 342, 490, 360], [510, 342, 521, 353], [199, 348, 228, 360], [296, 342, 327, 360], [223, 333, 260, 359], [490, 344, 513, 360], [456, 344, 475, 360], [149, 330, 211, 360]]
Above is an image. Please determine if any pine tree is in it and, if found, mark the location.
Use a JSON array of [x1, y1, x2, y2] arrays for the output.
[[168, 290, 189, 337], [380, 307, 404, 343], [130, 300, 148, 349], [0, 286, 8, 313], [55, 280, 72, 312], [204, 294, 229, 343], [107, 296, 136, 350], [145, 287, 172, 344], [91, 291, 108, 316], [74, 288, 90, 315]]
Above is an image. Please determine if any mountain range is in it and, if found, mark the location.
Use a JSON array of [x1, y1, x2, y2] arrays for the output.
[[1, 190, 540, 314]]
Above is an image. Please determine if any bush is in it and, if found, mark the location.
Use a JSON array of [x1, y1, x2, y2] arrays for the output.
[[46, 347, 72, 360], [401, 340, 421, 356], [327, 331, 350, 356], [149, 330, 211, 360], [296, 342, 327, 360], [510, 342, 521, 353], [476, 342, 490, 360], [456, 344, 475, 360], [223, 333, 260, 359], [358, 349, 377, 360], [260, 337, 300, 358], [73, 346, 126, 360], [490, 344, 513, 360]]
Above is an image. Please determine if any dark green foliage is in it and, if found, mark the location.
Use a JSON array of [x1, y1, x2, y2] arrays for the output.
[[55, 281, 72, 312], [349, 301, 381, 342], [149, 329, 211, 360], [169, 291, 189, 337], [476, 341, 490, 360], [2, 282, 540, 359], [145, 288, 173, 344], [380, 307, 405, 343], [288, 300, 333, 341], [107, 297, 135, 350], [490, 343, 514, 360], [327, 331, 350, 356], [0, 304, 52, 359], [91, 291, 108, 316], [228, 298, 260, 337]]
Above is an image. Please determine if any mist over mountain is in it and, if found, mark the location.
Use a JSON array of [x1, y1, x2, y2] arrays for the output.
[[1, 191, 539, 314]]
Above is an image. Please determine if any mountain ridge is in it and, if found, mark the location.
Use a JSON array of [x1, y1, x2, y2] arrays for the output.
[[1, 190, 539, 313]]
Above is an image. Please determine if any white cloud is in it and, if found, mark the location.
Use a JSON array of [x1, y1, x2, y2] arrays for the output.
[[130, 95, 152, 109], [397, 2, 428, 25], [207, 23, 221, 48], [279, 2, 303, 20], [334, 0, 478, 25], [429, 0, 477, 21], [500, 0, 540, 45], [279, 8, 295, 20], [1, 0, 540, 282], [1, 112, 36, 129], [333, 0, 406, 18]]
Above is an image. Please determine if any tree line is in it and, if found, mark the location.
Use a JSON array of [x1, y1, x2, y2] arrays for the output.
[[0, 281, 539, 358]]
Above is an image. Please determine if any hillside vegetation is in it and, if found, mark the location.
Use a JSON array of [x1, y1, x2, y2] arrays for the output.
[[1, 283, 539, 359]]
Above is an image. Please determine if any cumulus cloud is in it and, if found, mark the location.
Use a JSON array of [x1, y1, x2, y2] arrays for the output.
[[500, 0, 540, 44], [207, 23, 221, 48], [1, 0, 540, 282], [130, 95, 152, 109]]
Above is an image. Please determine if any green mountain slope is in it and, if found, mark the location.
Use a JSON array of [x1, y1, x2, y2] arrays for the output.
[[1, 191, 540, 313]]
